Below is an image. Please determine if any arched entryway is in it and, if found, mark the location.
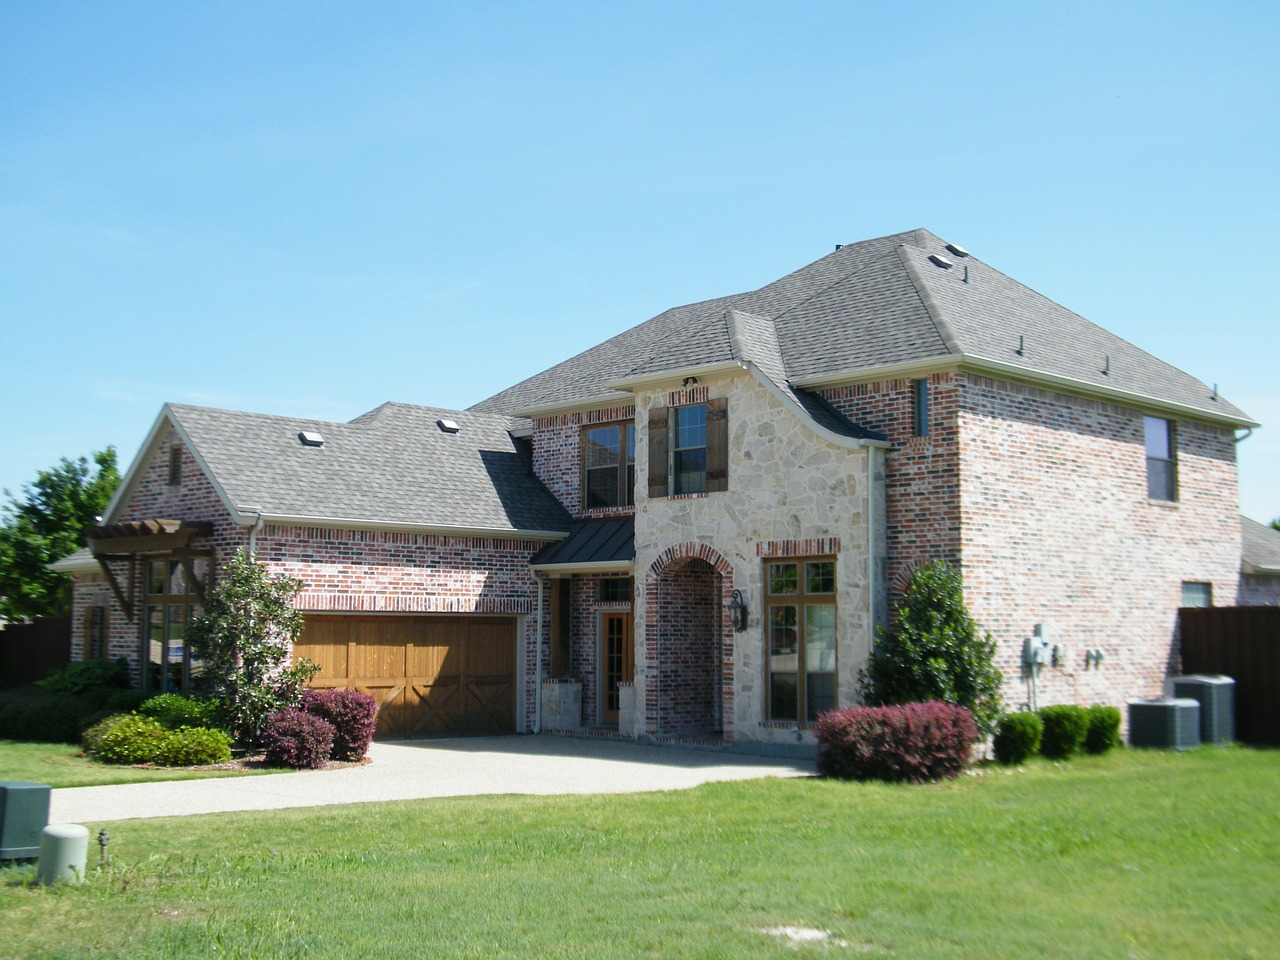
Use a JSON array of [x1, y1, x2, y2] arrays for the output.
[[644, 543, 735, 739]]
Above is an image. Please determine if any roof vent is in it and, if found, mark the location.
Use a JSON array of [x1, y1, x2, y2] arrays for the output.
[[298, 431, 325, 447], [928, 254, 954, 269], [437, 418, 460, 434], [944, 243, 970, 258]]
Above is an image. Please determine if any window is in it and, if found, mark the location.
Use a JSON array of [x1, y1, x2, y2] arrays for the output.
[[167, 445, 182, 485], [912, 379, 929, 437], [1181, 581, 1213, 608], [84, 606, 107, 660], [583, 422, 635, 509], [647, 398, 728, 498], [597, 577, 633, 604], [1145, 416, 1176, 501], [766, 558, 837, 722], [142, 557, 207, 693]]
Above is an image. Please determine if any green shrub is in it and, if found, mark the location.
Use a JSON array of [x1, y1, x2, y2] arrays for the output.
[[82, 713, 170, 764], [993, 711, 1043, 764], [139, 693, 222, 730], [36, 658, 131, 696], [153, 726, 233, 766], [1038, 704, 1089, 759], [0, 688, 92, 743], [858, 560, 1003, 736], [1084, 704, 1122, 755]]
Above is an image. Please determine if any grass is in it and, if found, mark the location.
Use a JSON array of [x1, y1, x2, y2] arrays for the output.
[[0, 740, 266, 788], [2, 746, 1278, 959]]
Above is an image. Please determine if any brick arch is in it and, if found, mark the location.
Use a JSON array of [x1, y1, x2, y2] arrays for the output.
[[644, 542, 735, 739]]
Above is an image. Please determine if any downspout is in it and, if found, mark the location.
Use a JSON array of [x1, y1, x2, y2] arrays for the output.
[[532, 568, 547, 732], [866, 447, 877, 652], [247, 512, 264, 555]]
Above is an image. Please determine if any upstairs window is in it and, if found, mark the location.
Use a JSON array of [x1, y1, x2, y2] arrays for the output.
[[912, 379, 929, 437], [647, 398, 728, 498], [583, 422, 635, 509], [1144, 416, 1177, 501]]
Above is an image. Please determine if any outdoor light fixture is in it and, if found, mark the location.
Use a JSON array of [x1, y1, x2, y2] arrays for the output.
[[726, 589, 748, 632]]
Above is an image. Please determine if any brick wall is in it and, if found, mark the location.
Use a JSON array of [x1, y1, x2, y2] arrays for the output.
[[564, 572, 633, 725], [647, 556, 721, 736], [531, 405, 635, 517]]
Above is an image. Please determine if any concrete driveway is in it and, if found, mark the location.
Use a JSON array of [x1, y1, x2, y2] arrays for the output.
[[50, 735, 815, 824]]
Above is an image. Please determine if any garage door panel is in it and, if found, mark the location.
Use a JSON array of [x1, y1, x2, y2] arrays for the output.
[[299, 615, 516, 740]]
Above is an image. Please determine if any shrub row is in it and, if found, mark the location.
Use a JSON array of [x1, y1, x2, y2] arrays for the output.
[[992, 704, 1122, 764], [82, 713, 232, 766], [815, 701, 980, 783], [0, 686, 148, 743], [261, 688, 379, 769]]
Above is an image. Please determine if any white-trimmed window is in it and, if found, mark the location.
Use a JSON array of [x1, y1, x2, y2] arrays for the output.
[[1145, 416, 1177, 501]]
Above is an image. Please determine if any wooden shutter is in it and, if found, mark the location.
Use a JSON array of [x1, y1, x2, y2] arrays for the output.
[[648, 407, 669, 499], [706, 397, 729, 492], [550, 579, 571, 677]]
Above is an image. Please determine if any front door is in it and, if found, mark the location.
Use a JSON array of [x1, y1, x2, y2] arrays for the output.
[[601, 612, 634, 726]]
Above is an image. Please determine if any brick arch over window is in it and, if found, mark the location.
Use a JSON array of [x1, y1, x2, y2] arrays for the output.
[[644, 542, 736, 739]]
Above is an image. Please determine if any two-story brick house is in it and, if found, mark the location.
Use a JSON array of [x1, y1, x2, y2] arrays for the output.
[[56, 229, 1268, 748]]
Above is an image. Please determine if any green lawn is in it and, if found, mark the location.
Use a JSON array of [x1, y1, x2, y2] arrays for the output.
[[0, 740, 265, 788], [2, 746, 1278, 959]]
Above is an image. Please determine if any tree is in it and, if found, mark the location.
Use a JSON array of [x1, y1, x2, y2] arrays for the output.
[[188, 549, 318, 747], [0, 448, 120, 622], [858, 560, 1003, 736], [1271, 517, 1279, 532]]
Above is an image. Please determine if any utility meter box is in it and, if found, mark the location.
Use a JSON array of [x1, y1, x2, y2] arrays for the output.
[[0, 781, 52, 860], [1023, 636, 1050, 666]]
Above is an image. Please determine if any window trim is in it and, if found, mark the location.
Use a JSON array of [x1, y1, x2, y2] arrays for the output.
[[912, 379, 929, 437], [647, 397, 728, 499], [140, 555, 208, 694], [581, 421, 635, 510], [765, 556, 838, 723], [1144, 416, 1177, 501], [671, 403, 709, 496]]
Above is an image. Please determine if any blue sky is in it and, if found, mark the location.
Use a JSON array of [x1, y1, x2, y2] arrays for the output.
[[2, 1, 1276, 524]]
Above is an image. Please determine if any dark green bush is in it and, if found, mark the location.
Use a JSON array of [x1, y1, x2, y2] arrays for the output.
[[153, 726, 233, 766], [1038, 704, 1089, 759], [993, 711, 1043, 764], [36, 658, 131, 696], [262, 708, 335, 769], [139, 693, 222, 730], [82, 713, 170, 764], [1084, 704, 1122, 754], [0, 688, 91, 743]]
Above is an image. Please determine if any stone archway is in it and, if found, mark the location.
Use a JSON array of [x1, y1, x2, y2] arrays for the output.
[[644, 543, 735, 739]]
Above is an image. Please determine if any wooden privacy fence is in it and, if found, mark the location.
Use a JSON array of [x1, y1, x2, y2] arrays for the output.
[[1180, 606, 1280, 747], [0, 616, 72, 688]]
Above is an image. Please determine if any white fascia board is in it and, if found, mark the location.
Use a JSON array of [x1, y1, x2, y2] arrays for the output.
[[605, 360, 747, 393], [1242, 560, 1280, 576], [511, 392, 636, 420], [249, 513, 568, 542], [794, 355, 1260, 430], [740, 363, 890, 450], [101, 406, 179, 524], [529, 559, 634, 575], [48, 551, 99, 574]]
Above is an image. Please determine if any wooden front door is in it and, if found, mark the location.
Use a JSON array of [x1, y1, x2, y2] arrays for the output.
[[600, 612, 634, 726]]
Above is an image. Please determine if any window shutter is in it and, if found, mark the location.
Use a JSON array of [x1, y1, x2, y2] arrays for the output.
[[706, 397, 728, 492], [648, 407, 669, 499]]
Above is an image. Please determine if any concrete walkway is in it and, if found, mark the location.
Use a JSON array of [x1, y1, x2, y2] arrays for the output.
[[50, 735, 814, 824]]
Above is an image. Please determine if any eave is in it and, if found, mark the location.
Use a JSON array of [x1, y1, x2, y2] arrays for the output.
[[232, 510, 568, 542]]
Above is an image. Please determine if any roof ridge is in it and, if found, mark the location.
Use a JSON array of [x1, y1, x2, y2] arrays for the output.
[[896, 244, 964, 357]]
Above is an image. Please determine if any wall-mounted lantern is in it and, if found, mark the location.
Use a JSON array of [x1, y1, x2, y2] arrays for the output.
[[725, 589, 749, 632]]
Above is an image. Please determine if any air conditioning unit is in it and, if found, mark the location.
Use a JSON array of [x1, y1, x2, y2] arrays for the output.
[[1128, 698, 1201, 750], [1172, 675, 1236, 744]]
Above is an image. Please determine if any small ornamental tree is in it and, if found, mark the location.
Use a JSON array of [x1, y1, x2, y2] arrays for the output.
[[858, 560, 1003, 736], [188, 549, 318, 747]]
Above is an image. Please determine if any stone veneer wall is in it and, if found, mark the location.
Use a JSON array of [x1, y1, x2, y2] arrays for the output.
[[69, 426, 248, 683], [631, 370, 882, 747], [531, 405, 635, 516], [957, 374, 1242, 713]]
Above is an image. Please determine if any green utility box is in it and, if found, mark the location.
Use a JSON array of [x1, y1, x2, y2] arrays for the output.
[[0, 781, 52, 859]]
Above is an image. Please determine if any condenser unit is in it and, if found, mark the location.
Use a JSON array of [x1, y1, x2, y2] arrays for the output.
[[1172, 675, 1236, 744], [0, 781, 51, 860], [1127, 698, 1201, 750]]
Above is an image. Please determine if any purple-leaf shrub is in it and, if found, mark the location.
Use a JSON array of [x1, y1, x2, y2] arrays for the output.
[[300, 688, 378, 761], [261, 708, 335, 770], [815, 701, 980, 783]]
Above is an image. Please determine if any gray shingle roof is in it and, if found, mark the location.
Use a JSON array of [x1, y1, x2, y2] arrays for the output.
[[1242, 516, 1280, 575], [165, 402, 570, 535], [471, 229, 1251, 426]]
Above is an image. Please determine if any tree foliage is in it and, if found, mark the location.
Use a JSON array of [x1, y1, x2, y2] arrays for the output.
[[188, 549, 318, 747], [1271, 517, 1280, 532], [858, 559, 1003, 736], [0, 448, 120, 621]]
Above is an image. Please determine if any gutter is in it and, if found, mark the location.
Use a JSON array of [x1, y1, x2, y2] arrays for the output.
[[226, 511, 569, 542]]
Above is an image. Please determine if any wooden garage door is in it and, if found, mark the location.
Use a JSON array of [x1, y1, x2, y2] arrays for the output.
[[295, 615, 517, 739]]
